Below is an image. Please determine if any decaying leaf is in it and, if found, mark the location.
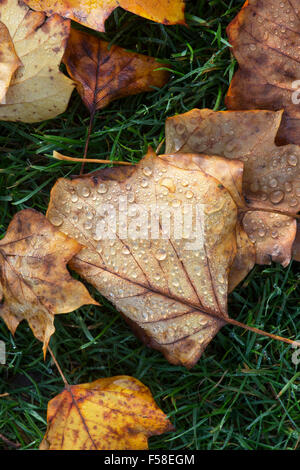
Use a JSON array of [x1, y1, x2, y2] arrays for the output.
[[0, 209, 97, 355], [47, 148, 257, 367], [0, 22, 21, 104], [226, 0, 300, 145], [0, 0, 74, 123], [63, 28, 169, 114], [165, 108, 299, 266], [24, 0, 186, 32], [40, 375, 173, 450]]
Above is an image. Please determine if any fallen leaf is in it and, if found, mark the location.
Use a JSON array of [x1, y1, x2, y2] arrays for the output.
[[225, 0, 300, 145], [0, 0, 74, 123], [47, 149, 276, 367], [165, 108, 299, 266], [0, 22, 21, 104], [0, 209, 98, 355], [40, 375, 173, 450], [63, 27, 169, 114], [24, 0, 186, 32]]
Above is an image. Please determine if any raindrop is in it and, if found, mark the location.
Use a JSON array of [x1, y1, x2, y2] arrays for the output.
[[285, 182, 292, 192], [81, 186, 90, 198], [143, 166, 152, 177], [141, 178, 148, 188], [287, 154, 298, 166], [160, 177, 176, 193], [289, 198, 298, 207], [171, 199, 181, 208], [128, 192, 135, 203], [97, 183, 107, 194], [49, 214, 63, 227], [269, 178, 278, 188], [122, 246, 130, 255], [185, 190, 194, 199], [155, 249, 167, 261], [270, 190, 284, 204], [84, 221, 93, 230]]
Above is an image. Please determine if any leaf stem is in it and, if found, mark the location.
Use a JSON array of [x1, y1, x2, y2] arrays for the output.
[[53, 151, 133, 166], [226, 317, 300, 347], [81, 111, 95, 175], [48, 346, 69, 387]]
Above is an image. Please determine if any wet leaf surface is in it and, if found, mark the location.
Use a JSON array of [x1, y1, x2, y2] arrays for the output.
[[165, 108, 299, 266], [226, 0, 300, 145], [47, 149, 246, 367]]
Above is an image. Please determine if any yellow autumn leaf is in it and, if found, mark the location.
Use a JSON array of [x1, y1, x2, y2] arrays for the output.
[[40, 376, 174, 450]]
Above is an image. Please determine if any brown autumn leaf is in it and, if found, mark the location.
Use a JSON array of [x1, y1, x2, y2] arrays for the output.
[[0, 22, 21, 104], [0, 0, 74, 123], [165, 108, 299, 266], [225, 0, 300, 145], [24, 0, 186, 32], [0, 209, 98, 355], [46, 148, 297, 368], [40, 375, 173, 450], [63, 27, 169, 115]]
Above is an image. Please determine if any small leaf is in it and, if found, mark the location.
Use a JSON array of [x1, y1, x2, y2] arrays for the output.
[[0, 209, 98, 355], [40, 376, 174, 450], [63, 27, 170, 114]]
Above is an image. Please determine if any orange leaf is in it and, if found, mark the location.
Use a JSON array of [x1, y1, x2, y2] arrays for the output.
[[40, 376, 174, 450], [226, 0, 300, 145], [0, 209, 98, 355], [63, 28, 169, 114], [23, 0, 186, 32]]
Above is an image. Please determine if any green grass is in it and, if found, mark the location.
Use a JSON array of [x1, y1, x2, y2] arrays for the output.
[[0, 0, 299, 450]]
